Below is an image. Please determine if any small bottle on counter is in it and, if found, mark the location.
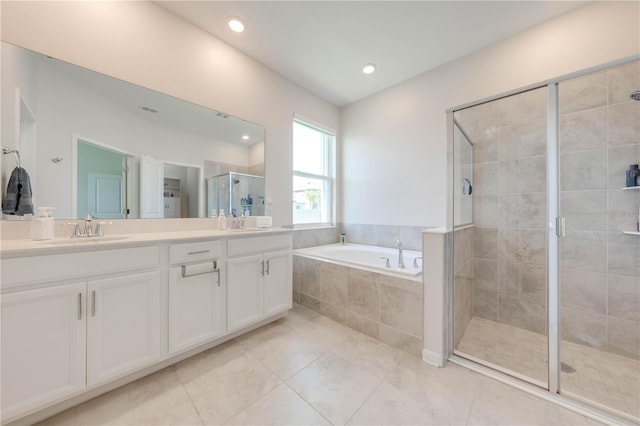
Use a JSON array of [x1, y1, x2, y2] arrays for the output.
[[340, 233, 346, 245], [218, 209, 226, 230]]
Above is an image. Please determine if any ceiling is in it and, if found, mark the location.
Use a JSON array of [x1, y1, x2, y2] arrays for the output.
[[158, 1, 589, 107]]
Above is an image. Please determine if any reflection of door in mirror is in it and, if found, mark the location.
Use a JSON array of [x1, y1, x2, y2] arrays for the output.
[[163, 163, 202, 219], [140, 155, 164, 219], [75, 138, 132, 220]]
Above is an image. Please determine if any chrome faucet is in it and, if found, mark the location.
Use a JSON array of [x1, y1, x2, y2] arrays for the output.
[[396, 239, 405, 269], [84, 215, 94, 237]]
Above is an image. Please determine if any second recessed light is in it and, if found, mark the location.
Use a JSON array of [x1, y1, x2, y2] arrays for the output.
[[228, 16, 245, 33], [362, 63, 377, 74]]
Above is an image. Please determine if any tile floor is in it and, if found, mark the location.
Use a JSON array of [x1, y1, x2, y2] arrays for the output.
[[457, 317, 640, 421], [39, 305, 601, 426]]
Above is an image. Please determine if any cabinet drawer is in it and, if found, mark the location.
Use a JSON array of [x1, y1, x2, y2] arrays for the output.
[[170, 240, 222, 265], [1, 246, 159, 291], [227, 233, 292, 257]]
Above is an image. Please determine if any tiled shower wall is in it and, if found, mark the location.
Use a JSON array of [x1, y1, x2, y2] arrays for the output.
[[558, 61, 639, 359], [456, 87, 549, 337], [454, 61, 640, 360]]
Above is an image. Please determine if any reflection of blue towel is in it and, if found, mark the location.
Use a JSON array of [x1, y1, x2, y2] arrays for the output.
[[2, 167, 34, 215]]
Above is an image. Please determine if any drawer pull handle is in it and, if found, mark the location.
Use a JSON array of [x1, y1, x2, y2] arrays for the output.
[[261, 260, 265, 276], [77, 293, 82, 320], [187, 250, 210, 255], [181, 261, 221, 281], [91, 291, 96, 317], [266, 259, 270, 276]]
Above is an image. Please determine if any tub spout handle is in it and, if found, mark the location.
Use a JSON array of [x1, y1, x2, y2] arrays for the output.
[[380, 256, 391, 268]]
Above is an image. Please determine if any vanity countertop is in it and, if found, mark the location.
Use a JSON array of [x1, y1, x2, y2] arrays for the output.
[[0, 227, 292, 258]]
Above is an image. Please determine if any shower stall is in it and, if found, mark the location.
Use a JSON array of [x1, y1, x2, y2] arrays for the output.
[[449, 60, 639, 422], [206, 172, 265, 218]]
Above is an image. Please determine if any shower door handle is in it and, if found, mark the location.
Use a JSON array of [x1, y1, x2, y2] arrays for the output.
[[555, 217, 566, 237]]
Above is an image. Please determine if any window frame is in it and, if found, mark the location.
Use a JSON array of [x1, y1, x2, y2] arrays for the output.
[[292, 116, 336, 227]]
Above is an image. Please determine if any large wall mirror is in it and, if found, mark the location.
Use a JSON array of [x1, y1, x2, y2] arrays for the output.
[[0, 42, 265, 220]]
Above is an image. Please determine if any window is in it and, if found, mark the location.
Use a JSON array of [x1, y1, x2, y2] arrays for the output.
[[292, 118, 335, 225]]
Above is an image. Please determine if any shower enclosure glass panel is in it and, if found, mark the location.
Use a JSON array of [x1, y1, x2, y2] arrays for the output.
[[206, 172, 265, 218], [558, 61, 640, 420], [452, 87, 549, 388]]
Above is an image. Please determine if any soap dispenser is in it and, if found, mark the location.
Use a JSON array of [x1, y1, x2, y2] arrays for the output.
[[31, 207, 55, 240]]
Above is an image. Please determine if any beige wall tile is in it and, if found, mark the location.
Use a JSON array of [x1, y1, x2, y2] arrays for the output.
[[608, 61, 640, 106], [608, 232, 640, 277], [608, 189, 640, 232], [499, 88, 547, 127], [380, 284, 423, 338], [348, 312, 379, 339], [474, 195, 499, 227], [559, 106, 607, 153], [473, 287, 497, 322], [560, 268, 607, 314], [607, 144, 640, 189], [607, 316, 640, 359], [474, 227, 498, 260], [561, 306, 606, 349], [499, 120, 546, 161], [560, 148, 607, 191], [499, 193, 546, 229], [498, 229, 546, 266], [347, 273, 380, 321], [561, 190, 607, 231], [558, 71, 607, 115], [560, 231, 607, 273], [320, 303, 348, 325], [517, 156, 547, 193], [319, 263, 348, 308], [609, 101, 640, 147], [473, 162, 499, 195], [474, 259, 497, 291], [378, 324, 422, 357], [299, 293, 321, 313], [608, 274, 640, 321], [497, 294, 546, 335]]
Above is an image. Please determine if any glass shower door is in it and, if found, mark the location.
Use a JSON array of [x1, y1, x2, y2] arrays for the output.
[[452, 86, 549, 388], [557, 61, 640, 421]]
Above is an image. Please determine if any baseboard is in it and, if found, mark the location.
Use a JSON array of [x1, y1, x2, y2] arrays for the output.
[[422, 348, 446, 367]]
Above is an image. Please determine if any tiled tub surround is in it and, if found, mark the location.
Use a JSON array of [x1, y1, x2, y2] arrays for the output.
[[292, 223, 428, 251], [293, 254, 423, 356]]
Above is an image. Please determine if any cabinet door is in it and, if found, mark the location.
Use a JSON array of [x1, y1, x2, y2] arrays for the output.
[[227, 255, 264, 332], [169, 262, 225, 354], [1, 283, 86, 422], [87, 271, 161, 387], [263, 251, 293, 316]]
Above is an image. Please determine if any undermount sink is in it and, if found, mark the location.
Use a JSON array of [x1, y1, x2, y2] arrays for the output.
[[43, 235, 131, 245]]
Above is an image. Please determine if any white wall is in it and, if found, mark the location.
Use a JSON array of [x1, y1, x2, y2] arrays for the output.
[[0, 1, 339, 226], [341, 1, 640, 227]]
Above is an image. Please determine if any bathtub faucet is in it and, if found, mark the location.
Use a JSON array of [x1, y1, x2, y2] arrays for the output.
[[396, 239, 405, 269]]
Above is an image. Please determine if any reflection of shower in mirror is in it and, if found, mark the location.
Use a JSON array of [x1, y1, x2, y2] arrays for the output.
[[463, 178, 472, 195]]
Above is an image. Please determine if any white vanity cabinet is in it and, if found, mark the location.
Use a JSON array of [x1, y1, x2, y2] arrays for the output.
[[227, 234, 292, 332], [1, 283, 87, 421], [168, 240, 225, 354], [0, 246, 161, 422], [86, 271, 162, 387]]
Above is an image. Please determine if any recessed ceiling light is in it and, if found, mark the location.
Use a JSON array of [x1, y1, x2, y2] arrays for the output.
[[362, 63, 377, 74], [228, 17, 245, 33], [242, 135, 250, 140]]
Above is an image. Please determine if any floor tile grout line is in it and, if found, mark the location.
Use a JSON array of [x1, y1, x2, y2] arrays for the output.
[[282, 380, 335, 425], [342, 375, 386, 426]]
